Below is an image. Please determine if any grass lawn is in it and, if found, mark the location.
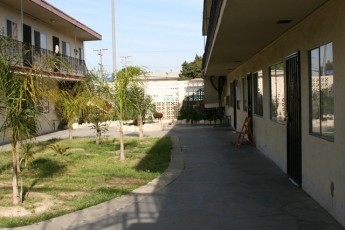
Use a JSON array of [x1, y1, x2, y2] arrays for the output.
[[0, 136, 172, 228]]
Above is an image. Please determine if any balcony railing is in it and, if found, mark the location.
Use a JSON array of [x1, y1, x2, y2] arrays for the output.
[[0, 35, 87, 78], [202, 0, 224, 70]]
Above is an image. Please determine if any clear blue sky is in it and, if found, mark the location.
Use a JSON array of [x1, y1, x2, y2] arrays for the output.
[[46, 0, 205, 74]]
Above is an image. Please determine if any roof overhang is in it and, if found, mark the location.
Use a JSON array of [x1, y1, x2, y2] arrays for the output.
[[203, 0, 330, 76], [0, 0, 101, 41]]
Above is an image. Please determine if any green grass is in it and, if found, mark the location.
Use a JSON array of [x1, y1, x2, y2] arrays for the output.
[[0, 136, 172, 228]]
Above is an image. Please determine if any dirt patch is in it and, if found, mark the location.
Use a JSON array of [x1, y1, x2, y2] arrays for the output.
[[107, 177, 144, 186], [0, 192, 56, 217], [59, 191, 86, 198]]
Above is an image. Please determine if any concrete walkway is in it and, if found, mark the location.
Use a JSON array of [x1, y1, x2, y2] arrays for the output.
[[5, 125, 344, 229]]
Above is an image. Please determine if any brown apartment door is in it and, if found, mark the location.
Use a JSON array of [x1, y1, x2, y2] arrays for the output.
[[286, 52, 302, 186]]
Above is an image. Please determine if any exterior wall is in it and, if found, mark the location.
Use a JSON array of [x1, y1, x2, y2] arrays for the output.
[[143, 73, 189, 120], [37, 79, 60, 135], [224, 0, 345, 226], [0, 4, 84, 54], [204, 77, 222, 108], [0, 3, 90, 142]]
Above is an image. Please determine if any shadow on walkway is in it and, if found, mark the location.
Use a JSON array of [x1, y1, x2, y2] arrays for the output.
[[11, 125, 344, 230]]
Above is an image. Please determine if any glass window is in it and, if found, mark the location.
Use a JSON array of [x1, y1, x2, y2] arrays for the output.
[[309, 42, 334, 141], [6, 19, 17, 39], [62, 41, 71, 56], [40, 33, 47, 49], [253, 70, 263, 116], [269, 62, 285, 123]]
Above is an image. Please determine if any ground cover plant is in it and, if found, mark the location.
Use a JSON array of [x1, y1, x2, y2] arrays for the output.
[[0, 136, 172, 228]]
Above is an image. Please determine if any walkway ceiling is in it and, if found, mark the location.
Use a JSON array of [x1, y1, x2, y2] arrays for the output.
[[203, 0, 330, 76]]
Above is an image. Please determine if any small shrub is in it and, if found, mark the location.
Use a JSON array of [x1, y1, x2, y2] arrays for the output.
[[48, 144, 70, 156]]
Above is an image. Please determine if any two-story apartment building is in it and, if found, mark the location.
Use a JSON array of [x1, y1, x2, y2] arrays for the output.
[[203, 0, 345, 227], [0, 0, 101, 137]]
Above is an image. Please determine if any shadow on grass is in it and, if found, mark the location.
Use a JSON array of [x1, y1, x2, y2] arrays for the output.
[[0, 161, 12, 174], [135, 137, 171, 173], [21, 158, 67, 201], [31, 158, 67, 178]]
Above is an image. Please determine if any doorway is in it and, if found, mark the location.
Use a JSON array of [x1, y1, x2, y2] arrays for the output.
[[247, 74, 253, 131], [232, 81, 237, 129], [286, 52, 302, 186], [52, 36, 60, 71], [22, 24, 32, 66]]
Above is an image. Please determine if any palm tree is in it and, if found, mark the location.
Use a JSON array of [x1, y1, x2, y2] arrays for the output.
[[48, 80, 91, 139], [111, 66, 146, 160], [127, 85, 154, 138], [0, 37, 42, 204]]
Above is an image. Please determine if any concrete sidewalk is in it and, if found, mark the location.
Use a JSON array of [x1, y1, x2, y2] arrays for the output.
[[0, 122, 172, 151], [5, 125, 344, 229]]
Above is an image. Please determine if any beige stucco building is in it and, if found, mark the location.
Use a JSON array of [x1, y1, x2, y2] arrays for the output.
[[143, 72, 189, 120], [203, 0, 345, 227], [0, 0, 101, 141]]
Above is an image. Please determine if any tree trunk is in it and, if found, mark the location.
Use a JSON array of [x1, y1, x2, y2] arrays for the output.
[[119, 121, 125, 161], [69, 127, 73, 140], [12, 144, 20, 205], [138, 116, 144, 139], [96, 129, 102, 145], [96, 132, 100, 144], [16, 149, 20, 173]]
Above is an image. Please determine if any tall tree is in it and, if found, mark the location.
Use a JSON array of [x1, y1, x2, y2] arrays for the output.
[[111, 66, 146, 160], [82, 71, 115, 144], [48, 79, 92, 139], [179, 54, 203, 79], [127, 85, 154, 138], [0, 37, 42, 204]]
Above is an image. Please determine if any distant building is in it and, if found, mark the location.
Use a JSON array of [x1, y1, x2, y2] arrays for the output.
[[142, 72, 188, 120], [141, 72, 205, 120]]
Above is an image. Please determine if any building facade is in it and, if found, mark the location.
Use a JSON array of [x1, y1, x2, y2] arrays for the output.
[[0, 0, 101, 139], [203, 0, 345, 227], [143, 72, 189, 120]]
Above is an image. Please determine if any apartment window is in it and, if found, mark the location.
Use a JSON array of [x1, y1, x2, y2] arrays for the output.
[[62, 41, 71, 56], [269, 62, 285, 123], [309, 42, 334, 141], [253, 70, 263, 116], [34, 31, 47, 49], [6, 19, 17, 39]]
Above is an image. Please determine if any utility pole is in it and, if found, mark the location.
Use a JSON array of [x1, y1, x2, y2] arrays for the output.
[[111, 0, 117, 76], [121, 56, 131, 66], [120, 56, 131, 77], [94, 48, 108, 78]]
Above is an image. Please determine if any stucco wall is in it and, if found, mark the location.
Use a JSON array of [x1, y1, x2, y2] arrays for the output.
[[0, 4, 86, 140], [0, 4, 84, 56], [224, 0, 345, 226]]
